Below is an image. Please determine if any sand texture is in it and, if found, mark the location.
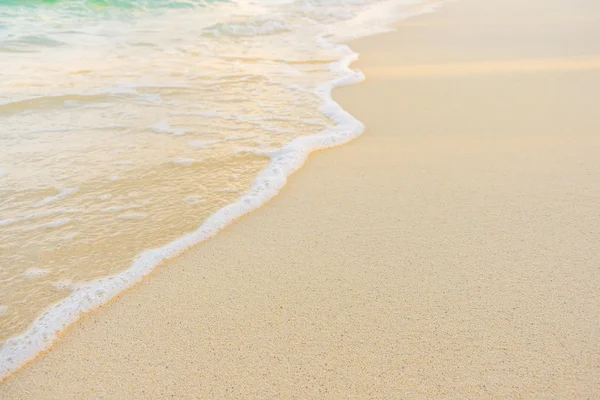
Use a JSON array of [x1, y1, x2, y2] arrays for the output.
[[3, 0, 600, 398]]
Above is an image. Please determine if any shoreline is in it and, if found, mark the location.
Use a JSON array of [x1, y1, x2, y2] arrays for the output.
[[0, 1, 447, 383], [0, 45, 364, 383], [3, 0, 600, 397], [1, 0, 446, 380]]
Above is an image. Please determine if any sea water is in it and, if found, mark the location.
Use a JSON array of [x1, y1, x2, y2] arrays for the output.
[[0, 0, 443, 379]]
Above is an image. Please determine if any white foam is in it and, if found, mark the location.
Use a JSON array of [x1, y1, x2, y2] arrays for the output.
[[225, 134, 259, 141], [23, 126, 75, 135], [23, 268, 50, 279], [189, 110, 219, 118], [0, 305, 7, 317], [62, 232, 79, 241], [104, 86, 138, 95], [37, 187, 79, 206], [102, 202, 146, 213], [152, 119, 171, 133], [23, 218, 70, 231], [0, 0, 447, 382], [98, 194, 113, 201], [136, 93, 162, 104], [0, 209, 78, 228], [91, 124, 127, 131], [233, 147, 276, 157], [203, 19, 290, 37], [152, 119, 186, 136], [172, 157, 203, 167], [0, 170, 6, 178]]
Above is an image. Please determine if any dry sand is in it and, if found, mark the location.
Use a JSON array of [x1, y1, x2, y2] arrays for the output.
[[3, 0, 600, 398]]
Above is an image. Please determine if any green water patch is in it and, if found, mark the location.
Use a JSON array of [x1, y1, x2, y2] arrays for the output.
[[0, 0, 218, 7]]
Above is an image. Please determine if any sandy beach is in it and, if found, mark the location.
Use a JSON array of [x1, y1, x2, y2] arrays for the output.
[[3, 0, 600, 398]]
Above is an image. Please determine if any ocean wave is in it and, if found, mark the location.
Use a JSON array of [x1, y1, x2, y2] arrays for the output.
[[203, 19, 290, 37], [0, 0, 447, 381]]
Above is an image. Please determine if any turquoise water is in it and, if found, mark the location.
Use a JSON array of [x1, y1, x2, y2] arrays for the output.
[[0, 0, 211, 8], [0, 0, 220, 51]]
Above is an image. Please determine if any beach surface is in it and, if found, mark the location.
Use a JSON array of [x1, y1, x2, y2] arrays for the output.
[[3, 0, 600, 398]]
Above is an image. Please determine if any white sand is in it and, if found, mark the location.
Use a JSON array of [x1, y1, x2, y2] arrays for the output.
[[2, 0, 600, 397]]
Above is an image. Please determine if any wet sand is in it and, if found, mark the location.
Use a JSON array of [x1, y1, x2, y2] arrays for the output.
[[3, 0, 600, 397]]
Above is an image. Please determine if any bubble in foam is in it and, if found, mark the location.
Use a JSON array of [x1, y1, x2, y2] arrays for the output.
[[108, 176, 120, 182], [99, 194, 112, 201], [0, 305, 7, 317]]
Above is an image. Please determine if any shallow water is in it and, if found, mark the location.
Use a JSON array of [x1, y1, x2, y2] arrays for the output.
[[0, 0, 443, 379]]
